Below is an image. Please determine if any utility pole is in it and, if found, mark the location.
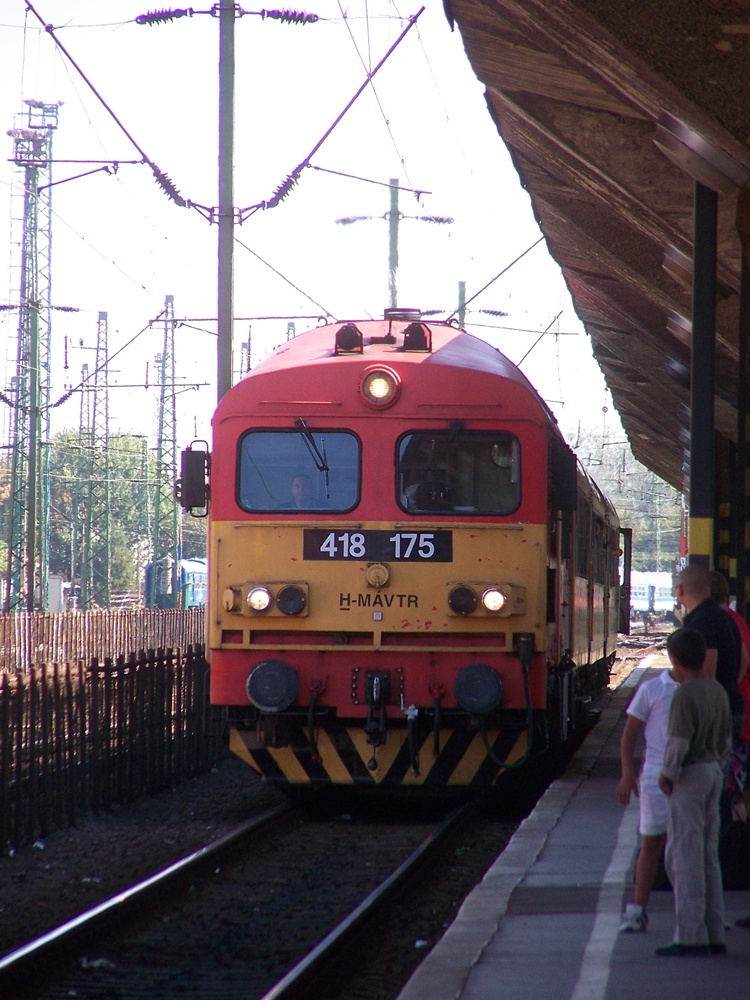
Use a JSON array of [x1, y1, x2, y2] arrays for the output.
[[336, 178, 452, 309], [388, 178, 399, 308], [217, 2, 235, 402]]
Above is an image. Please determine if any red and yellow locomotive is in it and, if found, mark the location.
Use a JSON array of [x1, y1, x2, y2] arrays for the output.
[[179, 310, 628, 790]]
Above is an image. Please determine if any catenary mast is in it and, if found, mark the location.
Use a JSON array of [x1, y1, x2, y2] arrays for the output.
[[4, 100, 60, 611], [80, 312, 111, 608], [149, 295, 181, 608]]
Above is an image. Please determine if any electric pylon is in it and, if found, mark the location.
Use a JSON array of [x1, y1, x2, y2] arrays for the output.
[[3, 100, 61, 610], [80, 312, 111, 608], [149, 295, 182, 608]]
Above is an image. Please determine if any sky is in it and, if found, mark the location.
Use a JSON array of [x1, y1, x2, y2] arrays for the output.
[[0, 0, 622, 455]]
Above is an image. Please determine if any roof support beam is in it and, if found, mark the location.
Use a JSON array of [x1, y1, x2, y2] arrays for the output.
[[688, 181, 718, 568]]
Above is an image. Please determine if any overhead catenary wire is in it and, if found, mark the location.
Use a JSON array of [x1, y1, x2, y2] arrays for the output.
[[238, 6, 426, 219], [23, 1, 425, 228], [310, 166, 430, 198], [234, 237, 336, 318], [49, 309, 168, 411], [445, 236, 545, 320], [335, 0, 414, 191], [517, 310, 563, 366], [24, 1, 187, 206]]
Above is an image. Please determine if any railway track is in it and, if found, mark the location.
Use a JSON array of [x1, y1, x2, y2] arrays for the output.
[[0, 801, 293, 997], [2, 796, 492, 1000], [2, 652, 650, 1000]]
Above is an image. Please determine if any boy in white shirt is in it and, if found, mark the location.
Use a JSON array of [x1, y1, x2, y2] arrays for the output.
[[616, 664, 679, 931]]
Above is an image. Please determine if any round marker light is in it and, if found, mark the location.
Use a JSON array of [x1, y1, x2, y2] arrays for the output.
[[246, 586, 273, 612], [276, 585, 306, 616], [481, 587, 506, 613], [360, 366, 401, 408], [448, 585, 478, 615]]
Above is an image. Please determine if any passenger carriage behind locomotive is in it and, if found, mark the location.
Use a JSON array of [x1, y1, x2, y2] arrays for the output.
[[178, 309, 629, 791]]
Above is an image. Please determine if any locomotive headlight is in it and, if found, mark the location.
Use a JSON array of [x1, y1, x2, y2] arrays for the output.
[[481, 587, 507, 613], [247, 586, 273, 612], [276, 585, 307, 615], [360, 366, 401, 408], [448, 586, 478, 615]]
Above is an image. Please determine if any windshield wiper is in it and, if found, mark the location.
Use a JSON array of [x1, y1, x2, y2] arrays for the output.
[[295, 418, 330, 496]]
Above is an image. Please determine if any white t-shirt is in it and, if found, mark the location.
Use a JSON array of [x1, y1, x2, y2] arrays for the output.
[[626, 669, 679, 774]]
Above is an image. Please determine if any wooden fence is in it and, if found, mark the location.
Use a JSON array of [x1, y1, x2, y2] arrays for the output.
[[0, 646, 222, 851], [0, 608, 206, 673]]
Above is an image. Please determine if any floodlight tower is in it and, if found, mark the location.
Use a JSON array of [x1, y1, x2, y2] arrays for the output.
[[3, 100, 61, 611], [149, 295, 182, 608], [80, 312, 111, 608]]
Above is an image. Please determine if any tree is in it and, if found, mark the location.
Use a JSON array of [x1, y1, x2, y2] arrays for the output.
[[46, 430, 202, 605], [182, 513, 207, 560], [567, 425, 683, 573]]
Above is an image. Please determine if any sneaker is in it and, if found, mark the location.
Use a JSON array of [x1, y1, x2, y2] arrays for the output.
[[655, 942, 709, 956], [619, 903, 648, 933]]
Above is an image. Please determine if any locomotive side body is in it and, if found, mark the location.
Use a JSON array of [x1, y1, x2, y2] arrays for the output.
[[200, 314, 622, 789]]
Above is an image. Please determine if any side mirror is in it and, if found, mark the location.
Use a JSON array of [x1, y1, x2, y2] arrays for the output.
[[550, 439, 577, 512], [175, 442, 210, 513]]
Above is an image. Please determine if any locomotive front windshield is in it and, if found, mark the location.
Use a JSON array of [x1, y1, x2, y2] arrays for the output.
[[398, 430, 521, 515], [238, 429, 360, 512]]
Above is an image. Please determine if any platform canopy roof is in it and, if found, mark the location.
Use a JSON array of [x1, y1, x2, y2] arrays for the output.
[[446, 0, 750, 492]]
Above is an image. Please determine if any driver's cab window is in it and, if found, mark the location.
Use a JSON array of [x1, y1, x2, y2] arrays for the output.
[[397, 430, 520, 515], [238, 429, 360, 512]]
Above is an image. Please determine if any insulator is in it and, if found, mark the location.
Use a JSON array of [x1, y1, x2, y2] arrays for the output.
[[265, 170, 300, 208], [259, 9, 319, 24], [135, 8, 194, 25], [150, 164, 187, 207]]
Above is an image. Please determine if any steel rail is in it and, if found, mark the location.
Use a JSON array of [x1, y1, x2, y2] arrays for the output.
[[259, 802, 472, 1000], [0, 801, 292, 990]]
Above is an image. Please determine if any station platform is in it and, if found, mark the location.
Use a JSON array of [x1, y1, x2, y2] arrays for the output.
[[397, 654, 750, 1000]]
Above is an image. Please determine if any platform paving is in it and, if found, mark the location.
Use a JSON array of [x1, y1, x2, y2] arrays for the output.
[[396, 655, 750, 1000]]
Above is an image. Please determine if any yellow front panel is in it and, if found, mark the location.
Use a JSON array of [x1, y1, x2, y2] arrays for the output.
[[210, 519, 547, 649]]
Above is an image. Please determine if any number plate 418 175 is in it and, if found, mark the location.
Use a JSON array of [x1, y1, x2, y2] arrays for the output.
[[303, 529, 453, 562]]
